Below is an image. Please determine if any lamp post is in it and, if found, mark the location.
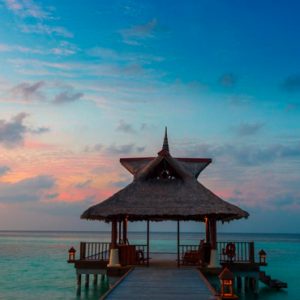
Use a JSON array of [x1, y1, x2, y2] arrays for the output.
[[218, 267, 238, 299], [259, 249, 267, 265], [68, 246, 76, 263]]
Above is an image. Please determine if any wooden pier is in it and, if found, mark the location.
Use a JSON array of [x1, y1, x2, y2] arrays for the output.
[[102, 267, 217, 300]]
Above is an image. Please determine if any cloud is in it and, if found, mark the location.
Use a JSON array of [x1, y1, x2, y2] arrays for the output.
[[20, 23, 73, 38], [228, 95, 253, 107], [181, 141, 300, 166], [110, 179, 130, 188], [120, 19, 157, 45], [53, 89, 84, 104], [84, 144, 103, 152], [0, 175, 55, 203], [281, 75, 300, 92], [234, 122, 264, 136], [116, 120, 136, 134], [0, 43, 44, 54], [50, 41, 79, 56], [0, 166, 10, 176], [228, 143, 300, 166], [0, 113, 49, 148], [285, 103, 299, 111], [270, 195, 299, 208], [219, 73, 237, 87], [29, 127, 50, 134], [107, 144, 135, 155], [4, 0, 50, 19], [0, 113, 28, 148], [75, 179, 92, 189], [136, 146, 145, 152], [85, 143, 145, 155], [87, 47, 163, 64], [10, 81, 45, 101]]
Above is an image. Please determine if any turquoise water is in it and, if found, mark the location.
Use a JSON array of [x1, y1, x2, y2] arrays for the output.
[[0, 231, 298, 299]]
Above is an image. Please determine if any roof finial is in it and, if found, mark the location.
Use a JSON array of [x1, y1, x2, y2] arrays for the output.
[[162, 126, 169, 152]]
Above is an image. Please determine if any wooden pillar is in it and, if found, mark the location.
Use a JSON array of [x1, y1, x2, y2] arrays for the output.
[[118, 221, 122, 244], [209, 218, 217, 249], [93, 274, 98, 286], [123, 218, 128, 244], [85, 274, 89, 288], [244, 276, 249, 291], [237, 276, 242, 290], [205, 217, 210, 243], [76, 274, 81, 296], [249, 241, 255, 264], [111, 220, 117, 249], [77, 274, 82, 286], [254, 278, 259, 295], [177, 220, 180, 268], [147, 220, 150, 267]]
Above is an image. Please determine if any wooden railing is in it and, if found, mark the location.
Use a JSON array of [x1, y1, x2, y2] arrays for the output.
[[217, 241, 255, 263], [179, 241, 255, 265], [79, 242, 110, 261], [78, 242, 149, 265], [179, 244, 200, 265], [135, 244, 149, 265]]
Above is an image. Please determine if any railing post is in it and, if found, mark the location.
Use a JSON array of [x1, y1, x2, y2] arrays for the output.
[[249, 241, 255, 263], [177, 220, 180, 267], [80, 242, 86, 260], [147, 220, 150, 267]]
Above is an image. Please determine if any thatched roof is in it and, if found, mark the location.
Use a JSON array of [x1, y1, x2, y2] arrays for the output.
[[81, 129, 249, 222]]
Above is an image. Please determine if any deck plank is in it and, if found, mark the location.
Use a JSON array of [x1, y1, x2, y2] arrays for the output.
[[105, 267, 215, 300]]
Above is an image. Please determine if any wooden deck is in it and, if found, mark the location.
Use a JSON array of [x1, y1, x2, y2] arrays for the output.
[[103, 267, 217, 300]]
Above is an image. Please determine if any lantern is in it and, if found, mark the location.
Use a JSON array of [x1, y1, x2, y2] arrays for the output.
[[68, 246, 76, 262], [259, 249, 267, 265], [218, 267, 238, 299]]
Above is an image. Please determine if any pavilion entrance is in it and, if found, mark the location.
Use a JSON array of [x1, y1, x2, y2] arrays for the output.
[[107, 218, 216, 268]]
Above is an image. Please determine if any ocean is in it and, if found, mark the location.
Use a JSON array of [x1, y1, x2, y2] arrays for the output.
[[0, 231, 298, 300]]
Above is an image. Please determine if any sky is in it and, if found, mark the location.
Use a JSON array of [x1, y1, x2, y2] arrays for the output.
[[0, 0, 299, 233]]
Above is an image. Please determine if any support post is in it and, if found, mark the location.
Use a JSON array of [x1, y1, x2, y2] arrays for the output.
[[93, 274, 98, 286], [254, 278, 259, 295], [123, 218, 128, 244], [205, 217, 210, 244], [108, 220, 121, 267], [111, 220, 117, 248], [208, 218, 220, 268], [118, 221, 122, 244], [249, 241, 255, 264], [177, 220, 180, 268], [85, 274, 89, 288], [237, 276, 242, 290], [77, 274, 81, 296], [147, 220, 150, 267], [77, 274, 82, 286]]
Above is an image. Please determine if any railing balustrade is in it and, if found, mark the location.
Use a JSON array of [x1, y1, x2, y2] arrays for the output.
[[218, 241, 255, 263], [79, 242, 110, 261], [134, 244, 148, 265], [179, 241, 255, 265], [78, 242, 149, 265]]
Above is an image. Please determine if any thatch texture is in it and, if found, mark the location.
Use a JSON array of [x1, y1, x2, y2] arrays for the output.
[[81, 130, 249, 222]]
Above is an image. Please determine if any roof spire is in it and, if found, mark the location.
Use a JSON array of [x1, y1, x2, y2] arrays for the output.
[[162, 126, 169, 152]]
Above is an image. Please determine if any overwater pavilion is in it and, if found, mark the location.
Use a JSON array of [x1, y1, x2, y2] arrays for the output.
[[80, 129, 249, 269]]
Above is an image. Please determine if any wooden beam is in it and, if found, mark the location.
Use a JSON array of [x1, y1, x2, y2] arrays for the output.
[[209, 218, 217, 249], [177, 220, 180, 268], [111, 220, 117, 249], [146, 220, 149, 266], [123, 218, 128, 244], [118, 221, 122, 244], [205, 217, 210, 243]]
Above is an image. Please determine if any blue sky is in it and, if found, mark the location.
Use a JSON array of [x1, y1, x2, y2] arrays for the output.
[[0, 0, 299, 233]]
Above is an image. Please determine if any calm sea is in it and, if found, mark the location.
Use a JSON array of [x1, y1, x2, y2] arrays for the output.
[[0, 231, 298, 300]]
